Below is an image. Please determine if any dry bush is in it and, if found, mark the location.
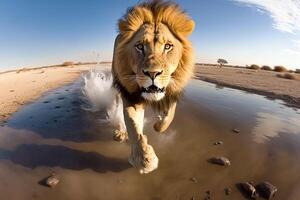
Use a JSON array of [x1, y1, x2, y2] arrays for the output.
[[295, 69, 300, 74], [62, 61, 74, 66], [261, 65, 272, 71], [248, 64, 260, 70], [274, 66, 287, 72], [16, 68, 30, 73], [277, 73, 297, 80]]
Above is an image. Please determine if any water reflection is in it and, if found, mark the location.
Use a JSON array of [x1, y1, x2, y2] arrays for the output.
[[186, 79, 300, 144], [252, 112, 300, 143]]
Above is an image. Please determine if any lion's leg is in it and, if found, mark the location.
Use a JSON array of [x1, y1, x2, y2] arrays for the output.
[[123, 100, 158, 174], [154, 101, 177, 133], [113, 94, 128, 142]]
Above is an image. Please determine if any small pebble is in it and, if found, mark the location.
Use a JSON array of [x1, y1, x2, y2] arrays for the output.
[[233, 128, 240, 133], [213, 141, 223, 145], [190, 177, 198, 183], [224, 188, 232, 195], [209, 157, 231, 166], [256, 181, 277, 199], [45, 174, 60, 188]]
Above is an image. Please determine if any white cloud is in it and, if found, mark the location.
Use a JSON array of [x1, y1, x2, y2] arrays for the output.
[[293, 39, 300, 48], [233, 0, 300, 33], [284, 39, 300, 55]]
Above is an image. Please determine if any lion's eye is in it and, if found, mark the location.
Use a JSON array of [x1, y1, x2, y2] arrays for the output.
[[164, 43, 173, 50], [135, 43, 144, 52]]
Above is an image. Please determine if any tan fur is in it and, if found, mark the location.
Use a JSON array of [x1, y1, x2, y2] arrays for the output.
[[112, 0, 195, 174]]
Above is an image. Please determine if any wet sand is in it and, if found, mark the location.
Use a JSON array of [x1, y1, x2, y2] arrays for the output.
[[0, 64, 98, 124], [0, 75, 300, 199], [195, 65, 300, 108]]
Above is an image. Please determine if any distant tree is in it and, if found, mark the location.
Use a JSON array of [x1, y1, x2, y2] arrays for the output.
[[217, 58, 228, 67]]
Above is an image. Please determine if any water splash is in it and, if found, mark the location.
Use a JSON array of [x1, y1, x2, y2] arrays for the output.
[[81, 69, 125, 131]]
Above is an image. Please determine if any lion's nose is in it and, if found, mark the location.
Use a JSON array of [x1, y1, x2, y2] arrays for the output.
[[143, 70, 163, 79]]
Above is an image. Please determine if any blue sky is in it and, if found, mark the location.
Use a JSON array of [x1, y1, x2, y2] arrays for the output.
[[0, 0, 300, 71]]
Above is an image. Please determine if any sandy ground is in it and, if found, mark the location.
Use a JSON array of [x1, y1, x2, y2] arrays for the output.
[[0, 64, 96, 124], [195, 65, 300, 108]]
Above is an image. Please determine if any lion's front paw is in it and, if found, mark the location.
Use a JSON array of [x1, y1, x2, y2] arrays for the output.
[[128, 135, 159, 174], [113, 130, 128, 143]]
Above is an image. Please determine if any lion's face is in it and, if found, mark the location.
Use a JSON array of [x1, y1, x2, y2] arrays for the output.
[[127, 23, 183, 101], [113, 1, 195, 104]]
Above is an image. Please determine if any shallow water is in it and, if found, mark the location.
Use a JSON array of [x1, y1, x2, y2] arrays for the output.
[[0, 77, 300, 200]]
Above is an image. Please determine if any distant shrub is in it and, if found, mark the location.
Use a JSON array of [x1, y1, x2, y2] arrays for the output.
[[274, 66, 287, 72], [288, 70, 294, 73], [261, 65, 272, 71], [296, 69, 300, 74], [277, 73, 297, 80], [62, 61, 74, 66], [248, 64, 260, 70], [217, 58, 228, 67]]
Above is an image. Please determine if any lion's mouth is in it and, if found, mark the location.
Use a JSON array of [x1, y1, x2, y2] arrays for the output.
[[141, 85, 165, 93]]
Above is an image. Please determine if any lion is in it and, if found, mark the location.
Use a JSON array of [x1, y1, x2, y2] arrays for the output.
[[111, 0, 195, 174]]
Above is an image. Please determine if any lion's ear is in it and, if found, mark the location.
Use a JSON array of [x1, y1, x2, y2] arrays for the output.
[[180, 19, 195, 36]]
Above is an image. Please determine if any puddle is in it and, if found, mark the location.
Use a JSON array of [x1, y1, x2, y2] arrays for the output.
[[0, 77, 300, 199]]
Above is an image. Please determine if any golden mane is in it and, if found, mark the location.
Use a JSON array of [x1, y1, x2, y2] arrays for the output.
[[113, 0, 195, 109]]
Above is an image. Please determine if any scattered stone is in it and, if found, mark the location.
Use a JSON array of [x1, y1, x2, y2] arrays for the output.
[[213, 141, 223, 145], [233, 128, 240, 133], [57, 97, 65, 100], [9, 90, 14, 92], [190, 177, 198, 183], [224, 187, 232, 195], [55, 106, 61, 109], [240, 182, 258, 199], [209, 157, 231, 166], [43, 101, 50, 104], [256, 182, 277, 199], [45, 174, 60, 188]]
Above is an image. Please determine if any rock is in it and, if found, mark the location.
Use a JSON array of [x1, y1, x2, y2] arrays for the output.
[[190, 177, 198, 183], [256, 182, 277, 199], [240, 182, 258, 199], [45, 174, 60, 188], [233, 128, 240, 133], [209, 157, 231, 166], [213, 141, 223, 145], [224, 187, 232, 195]]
